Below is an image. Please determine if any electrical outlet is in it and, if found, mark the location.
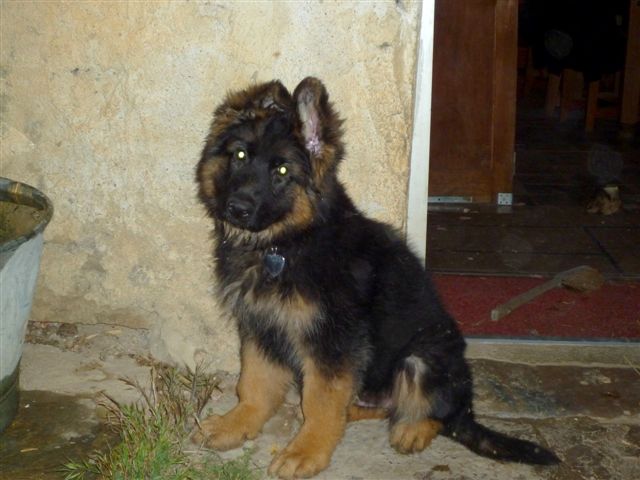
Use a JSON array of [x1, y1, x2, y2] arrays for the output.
[[497, 192, 513, 205]]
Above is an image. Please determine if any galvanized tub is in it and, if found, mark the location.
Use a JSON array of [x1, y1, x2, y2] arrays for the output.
[[0, 178, 53, 432]]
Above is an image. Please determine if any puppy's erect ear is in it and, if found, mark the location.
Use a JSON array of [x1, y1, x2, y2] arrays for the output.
[[293, 77, 328, 156], [293, 77, 344, 184]]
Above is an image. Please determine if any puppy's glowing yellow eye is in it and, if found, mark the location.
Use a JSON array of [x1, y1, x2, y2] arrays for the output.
[[234, 149, 246, 160], [277, 166, 288, 176]]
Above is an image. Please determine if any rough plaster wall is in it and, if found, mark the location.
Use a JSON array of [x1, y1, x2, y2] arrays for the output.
[[0, 1, 420, 372]]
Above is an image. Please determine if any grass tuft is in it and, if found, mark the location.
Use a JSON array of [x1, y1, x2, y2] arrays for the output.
[[61, 364, 261, 480]]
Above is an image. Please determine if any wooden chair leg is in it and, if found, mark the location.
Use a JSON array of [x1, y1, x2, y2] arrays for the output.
[[523, 48, 536, 97], [585, 81, 599, 132], [560, 69, 573, 121], [545, 73, 561, 117], [621, 0, 640, 130]]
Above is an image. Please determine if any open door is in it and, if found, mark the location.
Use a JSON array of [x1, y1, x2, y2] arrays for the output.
[[429, 0, 518, 203]]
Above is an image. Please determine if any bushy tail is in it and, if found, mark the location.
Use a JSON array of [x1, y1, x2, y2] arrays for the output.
[[443, 415, 560, 465]]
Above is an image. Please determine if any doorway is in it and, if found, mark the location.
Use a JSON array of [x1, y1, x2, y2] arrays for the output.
[[416, 0, 640, 340]]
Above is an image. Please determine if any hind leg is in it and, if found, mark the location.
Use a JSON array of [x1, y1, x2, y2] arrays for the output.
[[389, 355, 443, 454]]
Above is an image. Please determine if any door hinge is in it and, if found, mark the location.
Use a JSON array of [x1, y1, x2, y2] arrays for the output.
[[428, 196, 474, 204]]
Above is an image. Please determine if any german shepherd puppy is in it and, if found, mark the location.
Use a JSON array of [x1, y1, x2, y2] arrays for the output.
[[195, 78, 559, 478]]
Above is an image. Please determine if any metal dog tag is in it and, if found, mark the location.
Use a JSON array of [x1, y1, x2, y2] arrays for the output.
[[264, 247, 286, 278]]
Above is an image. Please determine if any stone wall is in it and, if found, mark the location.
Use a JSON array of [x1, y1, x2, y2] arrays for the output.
[[0, 1, 420, 371]]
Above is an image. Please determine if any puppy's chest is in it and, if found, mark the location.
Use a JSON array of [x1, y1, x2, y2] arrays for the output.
[[218, 251, 319, 334]]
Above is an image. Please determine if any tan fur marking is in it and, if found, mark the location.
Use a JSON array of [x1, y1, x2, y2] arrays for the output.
[[219, 264, 259, 309], [347, 404, 389, 421], [389, 355, 442, 454], [267, 185, 315, 239], [207, 81, 290, 141], [216, 186, 315, 249], [288, 186, 315, 229], [195, 340, 292, 451], [269, 360, 354, 479], [210, 111, 238, 139], [392, 356, 432, 424], [390, 419, 442, 454], [198, 158, 224, 198], [219, 222, 267, 246], [312, 144, 337, 188], [244, 287, 319, 336]]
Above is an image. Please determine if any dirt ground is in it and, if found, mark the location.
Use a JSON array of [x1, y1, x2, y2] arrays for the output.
[[1, 322, 639, 480]]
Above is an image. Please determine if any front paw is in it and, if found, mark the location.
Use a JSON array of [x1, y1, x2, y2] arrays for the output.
[[268, 446, 330, 479], [194, 413, 258, 451]]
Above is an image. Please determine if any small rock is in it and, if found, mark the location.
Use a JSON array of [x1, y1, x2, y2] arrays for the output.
[[95, 404, 110, 420], [285, 387, 301, 405], [57, 323, 79, 338]]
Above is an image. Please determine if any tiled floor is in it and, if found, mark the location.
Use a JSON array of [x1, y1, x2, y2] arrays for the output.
[[427, 204, 640, 278], [513, 97, 640, 208], [427, 95, 640, 278]]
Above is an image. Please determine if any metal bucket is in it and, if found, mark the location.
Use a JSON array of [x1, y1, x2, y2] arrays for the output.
[[0, 178, 53, 432]]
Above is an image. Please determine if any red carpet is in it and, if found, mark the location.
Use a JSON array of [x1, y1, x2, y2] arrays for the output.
[[432, 274, 640, 339]]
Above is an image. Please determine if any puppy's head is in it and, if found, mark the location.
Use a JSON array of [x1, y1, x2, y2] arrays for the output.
[[196, 78, 344, 241]]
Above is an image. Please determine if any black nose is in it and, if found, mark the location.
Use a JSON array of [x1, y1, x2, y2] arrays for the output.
[[226, 197, 253, 221]]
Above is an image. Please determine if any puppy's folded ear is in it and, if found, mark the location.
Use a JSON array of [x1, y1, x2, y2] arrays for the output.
[[256, 80, 292, 112], [293, 77, 344, 185], [219, 80, 292, 116], [207, 80, 293, 145]]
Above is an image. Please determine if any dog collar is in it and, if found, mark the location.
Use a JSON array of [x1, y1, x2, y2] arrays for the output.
[[263, 246, 286, 278]]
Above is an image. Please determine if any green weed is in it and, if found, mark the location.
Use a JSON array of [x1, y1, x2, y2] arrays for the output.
[[61, 365, 260, 480]]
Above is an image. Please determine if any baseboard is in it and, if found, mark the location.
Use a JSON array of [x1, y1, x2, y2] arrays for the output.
[[465, 336, 640, 367]]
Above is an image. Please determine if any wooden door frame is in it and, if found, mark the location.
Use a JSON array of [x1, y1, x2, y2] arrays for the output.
[[406, 0, 436, 262], [406, 0, 517, 261]]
